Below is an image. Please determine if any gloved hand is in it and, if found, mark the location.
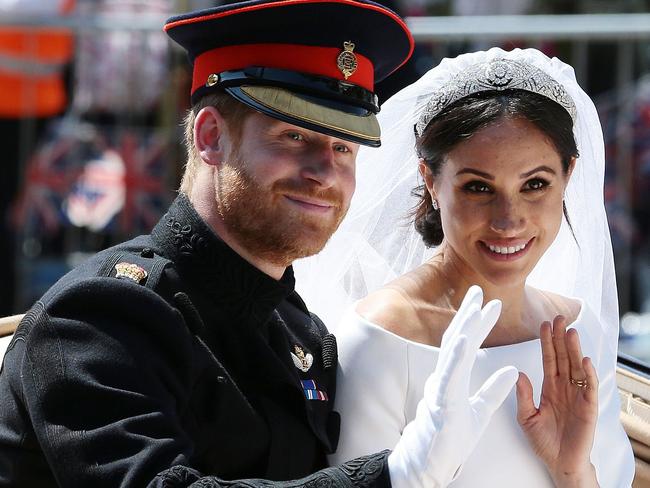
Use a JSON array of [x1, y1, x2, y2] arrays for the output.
[[388, 285, 519, 488]]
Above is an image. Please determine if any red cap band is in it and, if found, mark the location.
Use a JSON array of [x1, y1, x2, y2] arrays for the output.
[[192, 43, 374, 94]]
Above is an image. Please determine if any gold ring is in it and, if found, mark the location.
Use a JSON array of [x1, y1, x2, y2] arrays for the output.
[[570, 377, 588, 388]]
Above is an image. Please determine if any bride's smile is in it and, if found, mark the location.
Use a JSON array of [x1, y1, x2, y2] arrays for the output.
[[478, 236, 535, 261]]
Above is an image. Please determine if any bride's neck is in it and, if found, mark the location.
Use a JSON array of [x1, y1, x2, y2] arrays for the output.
[[430, 246, 532, 339]]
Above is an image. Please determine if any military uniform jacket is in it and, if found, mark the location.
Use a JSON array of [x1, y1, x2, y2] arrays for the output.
[[0, 195, 391, 487]]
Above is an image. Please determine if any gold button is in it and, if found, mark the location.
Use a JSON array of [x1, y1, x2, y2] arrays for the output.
[[206, 73, 219, 87]]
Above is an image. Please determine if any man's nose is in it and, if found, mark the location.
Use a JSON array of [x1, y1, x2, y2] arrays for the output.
[[489, 195, 525, 233], [300, 146, 337, 188]]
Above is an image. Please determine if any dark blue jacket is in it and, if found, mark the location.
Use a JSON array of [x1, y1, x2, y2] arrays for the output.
[[0, 195, 390, 487]]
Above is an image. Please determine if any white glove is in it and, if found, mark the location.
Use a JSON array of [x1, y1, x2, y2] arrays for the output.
[[388, 285, 519, 488]]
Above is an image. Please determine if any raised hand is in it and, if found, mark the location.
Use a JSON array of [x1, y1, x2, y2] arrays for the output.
[[388, 285, 519, 488], [516, 316, 599, 487]]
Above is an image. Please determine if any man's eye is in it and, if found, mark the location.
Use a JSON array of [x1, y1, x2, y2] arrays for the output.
[[288, 132, 305, 141], [464, 181, 492, 193], [334, 144, 350, 153], [524, 178, 549, 191]]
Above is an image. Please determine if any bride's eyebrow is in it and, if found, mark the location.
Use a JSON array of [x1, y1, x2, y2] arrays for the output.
[[520, 165, 557, 178], [455, 168, 493, 179], [455, 165, 558, 179]]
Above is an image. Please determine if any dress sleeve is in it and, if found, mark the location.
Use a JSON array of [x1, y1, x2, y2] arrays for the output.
[[579, 306, 635, 487], [328, 309, 409, 466]]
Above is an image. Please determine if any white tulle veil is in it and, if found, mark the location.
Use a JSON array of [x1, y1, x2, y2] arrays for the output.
[[294, 47, 619, 361]]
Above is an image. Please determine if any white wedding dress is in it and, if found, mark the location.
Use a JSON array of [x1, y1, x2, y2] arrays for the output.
[[328, 298, 634, 487]]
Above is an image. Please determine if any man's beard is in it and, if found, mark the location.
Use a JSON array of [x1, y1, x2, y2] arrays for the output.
[[215, 158, 348, 267]]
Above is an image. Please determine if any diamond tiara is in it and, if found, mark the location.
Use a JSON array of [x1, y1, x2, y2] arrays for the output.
[[415, 58, 577, 137]]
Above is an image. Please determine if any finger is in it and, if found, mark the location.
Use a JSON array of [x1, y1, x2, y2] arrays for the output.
[[470, 298, 502, 351], [458, 299, 501, 375], [441, 285, 483, 349], [457, 308, 484, 375], [552, 316, 570, 378], [566, 328, 585, 383], [539, 321, 557, 380], [446, 296, 502, 382], [442, 302, 480, 351], [583, 357, 599, 404], [514, 372, 538, 425], [462, 285, 484, 310], [471, 366, 518, 428], [427, 334, 468, 407]]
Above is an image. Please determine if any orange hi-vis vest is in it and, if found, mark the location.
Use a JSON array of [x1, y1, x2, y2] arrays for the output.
[[0, 0, 75, 118]]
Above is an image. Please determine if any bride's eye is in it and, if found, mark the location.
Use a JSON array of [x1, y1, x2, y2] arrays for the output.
[[464, 181, 492, 193], [523, 178, 549, 191]]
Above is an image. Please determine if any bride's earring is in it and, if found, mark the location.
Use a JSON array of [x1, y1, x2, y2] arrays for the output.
[[432, 199, 439, 211]]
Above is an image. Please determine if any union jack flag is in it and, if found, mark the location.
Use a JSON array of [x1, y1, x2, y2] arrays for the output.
[[12, 118, 174, 236]]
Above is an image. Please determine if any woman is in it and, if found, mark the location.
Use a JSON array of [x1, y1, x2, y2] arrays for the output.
[[295, 48, 634, 486]]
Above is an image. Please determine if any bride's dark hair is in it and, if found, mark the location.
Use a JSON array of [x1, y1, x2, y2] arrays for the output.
[[412, 89, 578, 247]]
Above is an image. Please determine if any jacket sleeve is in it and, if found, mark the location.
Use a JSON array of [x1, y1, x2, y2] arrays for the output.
[[151, 451, 392, 487], [13, 277, 392, 488]]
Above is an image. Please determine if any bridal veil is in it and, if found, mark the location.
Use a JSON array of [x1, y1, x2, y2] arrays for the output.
[[294, 47, 620, 366]]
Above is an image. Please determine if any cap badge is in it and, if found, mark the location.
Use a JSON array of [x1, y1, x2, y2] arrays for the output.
[[114, 262, 148, 284], [291, 344, 313, 372], [337, 41, 358, 80], [206, 73, 220, 87]]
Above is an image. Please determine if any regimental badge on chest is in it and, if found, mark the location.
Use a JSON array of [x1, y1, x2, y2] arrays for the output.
[[114, 262, 148, 284], [291, 344, 313, 372]]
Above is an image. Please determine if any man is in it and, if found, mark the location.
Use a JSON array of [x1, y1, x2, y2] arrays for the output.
[[0, 1, 517, 486]]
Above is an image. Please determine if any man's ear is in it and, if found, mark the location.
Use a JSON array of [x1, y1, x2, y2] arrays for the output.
[[194, 106, 230, 167]]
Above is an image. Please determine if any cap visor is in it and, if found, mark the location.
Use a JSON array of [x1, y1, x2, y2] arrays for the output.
[[231, 85, 380, 147]]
